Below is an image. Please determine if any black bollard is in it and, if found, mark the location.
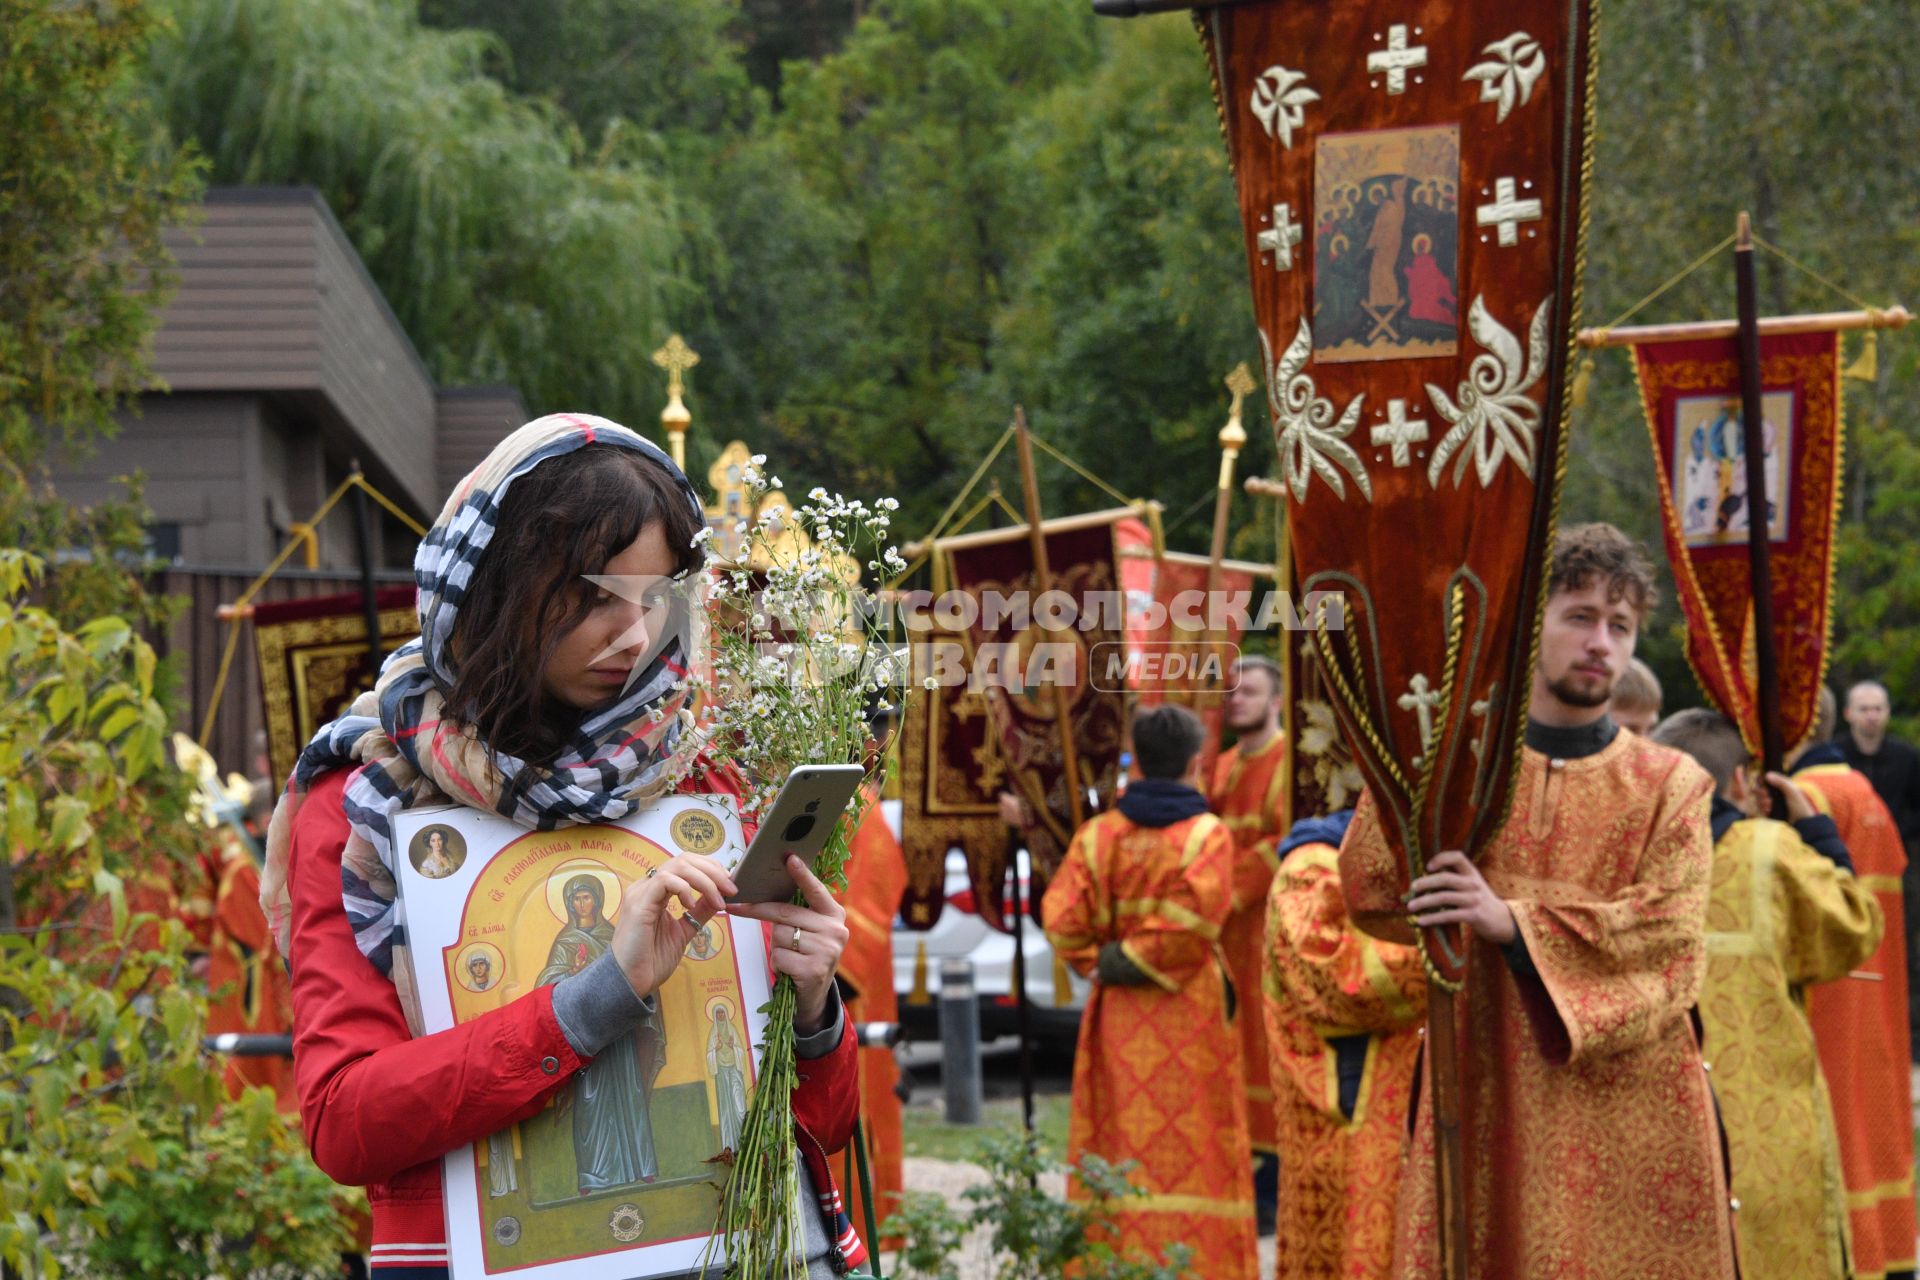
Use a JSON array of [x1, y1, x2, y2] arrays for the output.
[[937, 958, 984, 1124]]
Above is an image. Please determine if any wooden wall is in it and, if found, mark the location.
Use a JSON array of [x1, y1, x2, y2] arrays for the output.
[[147, 187, 439, 515], [434, 386, 528, 501]]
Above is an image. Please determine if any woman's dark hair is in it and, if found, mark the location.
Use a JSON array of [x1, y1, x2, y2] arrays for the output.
[[446, 445, 702, 766]]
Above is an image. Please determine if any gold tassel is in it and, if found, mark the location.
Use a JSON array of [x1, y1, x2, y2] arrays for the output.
[[1570, 355, 1597, 409], [907, 939, 930, 1005], [1843, 329, 1878, 383]]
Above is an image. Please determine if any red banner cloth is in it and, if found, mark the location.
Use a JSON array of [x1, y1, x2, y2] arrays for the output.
[[1633, 330, 1844, 755], [1202, 1, 1598, 980]]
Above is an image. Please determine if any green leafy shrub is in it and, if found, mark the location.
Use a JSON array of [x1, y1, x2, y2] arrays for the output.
[[881, 1129, 1192, 1280]]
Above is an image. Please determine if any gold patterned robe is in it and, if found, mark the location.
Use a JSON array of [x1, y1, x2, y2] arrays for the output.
[[1340, 731, 1739, 1279], [1210, 733, 1289, 1152], [1042, 809, 1256, 1280], [1262, 832, 1425, 1280], [1700, 812, 1883, 1280]]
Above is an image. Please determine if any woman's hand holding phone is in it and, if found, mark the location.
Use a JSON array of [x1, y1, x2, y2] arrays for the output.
[[727, 856, 849, 1035], [611, 853, 736, 1001]]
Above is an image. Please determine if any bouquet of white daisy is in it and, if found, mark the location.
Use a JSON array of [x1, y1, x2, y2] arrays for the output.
[[695, 457, 906, 1278]]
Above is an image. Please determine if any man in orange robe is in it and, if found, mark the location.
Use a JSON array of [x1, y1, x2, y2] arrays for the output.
[[1342, 523, 1738, 1278], [835, 786, 909, 1247], [1795, 686, 1919, 1280], [1263, 808, 1425, 1280], [1208, 653, 1288, 1226], [1044, 704, 1256, 1280], [201, 823, 297, 1105]]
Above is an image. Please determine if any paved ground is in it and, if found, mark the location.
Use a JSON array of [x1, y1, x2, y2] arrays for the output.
[[887, 1035, 1277, 1279]]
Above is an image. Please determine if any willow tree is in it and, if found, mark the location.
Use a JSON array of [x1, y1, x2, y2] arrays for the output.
[[147, 0, 688, 428]]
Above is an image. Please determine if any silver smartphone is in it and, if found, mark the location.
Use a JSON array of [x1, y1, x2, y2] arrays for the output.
[[724, 763, 869, 903]]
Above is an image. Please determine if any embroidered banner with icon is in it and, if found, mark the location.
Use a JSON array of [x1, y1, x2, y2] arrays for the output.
[[1200, 0, 1597, 980], [1633, 329, 1844, 755], [253, 587, 417, 790]]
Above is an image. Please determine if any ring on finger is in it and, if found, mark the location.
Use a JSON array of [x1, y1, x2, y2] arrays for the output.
[[788, 926, 804, 953]]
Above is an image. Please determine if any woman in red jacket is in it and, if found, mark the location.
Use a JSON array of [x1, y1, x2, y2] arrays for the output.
[[261, 415, 865, 1278]]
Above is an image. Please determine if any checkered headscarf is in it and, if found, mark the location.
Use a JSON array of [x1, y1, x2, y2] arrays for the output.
[[260, 414, 709, 995]]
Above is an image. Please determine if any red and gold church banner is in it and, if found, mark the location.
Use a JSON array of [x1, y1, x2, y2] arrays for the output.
[[916, 514, 1131, 927], [898, 621, 1007, 931], [253, 587, 416, 791], [1201, 0, 1597, 979], [1633, 330, 1845, 756]]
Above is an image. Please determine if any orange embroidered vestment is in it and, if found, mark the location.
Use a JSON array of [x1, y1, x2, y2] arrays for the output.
[[1798, 762, 1918, 1279], [1698, 812, 1881, 1279], [1210, 733, 1288, 1152], [1340, 732, 1738, 1280], [1042, 809, 1256, 1280], [1262, 833, 1425, 1280], [837, 795, 909, 1245], [203, 830, 297, 1105]]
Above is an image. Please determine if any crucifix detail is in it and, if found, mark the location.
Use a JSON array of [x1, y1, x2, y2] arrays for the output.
[[1257, 203, 1304, 271], [1399, 672, 1444, 755], [651, 333, 700, 470], [1475, 177, 1544, 247], [1371, 398, 1429, 466], [1368, 24, 1428, 95]]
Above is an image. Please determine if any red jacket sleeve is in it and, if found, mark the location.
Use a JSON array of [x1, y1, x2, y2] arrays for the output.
[[287, 771, 585, 1187], [792, 1009, 860, 1155]]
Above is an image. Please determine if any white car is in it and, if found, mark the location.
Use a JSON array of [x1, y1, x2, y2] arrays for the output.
[[880, 801, 1089, 1047]]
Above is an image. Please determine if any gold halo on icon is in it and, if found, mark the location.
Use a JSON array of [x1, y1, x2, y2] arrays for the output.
[[544, 860, 625, 925], [704, 993, 736, 1023], [454, 941, 505, 992]]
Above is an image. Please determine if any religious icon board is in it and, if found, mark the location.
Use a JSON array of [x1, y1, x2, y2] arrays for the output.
[[395, 795, 782, 1280], [1671, 391, 1794, 548]]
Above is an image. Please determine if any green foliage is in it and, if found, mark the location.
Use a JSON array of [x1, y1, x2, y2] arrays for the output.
[[135, 0, 1920, 710], [0, 10, 355, 1272], [80, 1087, 354, 1279], [882, 1131, 1192, 1280], [148, 0, 685, 427], [0, 0, 202, 631], [0, 549, 357, 1276], [418, 0, 756, 144], [1575, 0, 1920, 723], [0, 0, 203, 461]]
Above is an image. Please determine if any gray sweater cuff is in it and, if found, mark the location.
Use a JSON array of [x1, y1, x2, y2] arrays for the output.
[[794, 986, 846, 1061], [551, 950, 654, 1057]]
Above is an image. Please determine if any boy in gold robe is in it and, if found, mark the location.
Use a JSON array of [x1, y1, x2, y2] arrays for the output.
[[1208, 653, 1289, 1227], [1043, 703, 1256, 1280], [1341, 523, 1739, 1278], [1654, 706, 1883, 1280], [1262, 808, 1425, 1279]]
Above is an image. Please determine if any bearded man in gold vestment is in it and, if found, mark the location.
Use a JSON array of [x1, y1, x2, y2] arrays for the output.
[[1654, 707, 1882, 1280], [1341, 524, 1739, 1279]]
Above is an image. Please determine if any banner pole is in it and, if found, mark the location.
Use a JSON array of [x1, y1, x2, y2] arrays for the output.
[[1013, 409, 1087, 833], [350, 461, 383, 678], [1733, 213, 1786, 792]]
